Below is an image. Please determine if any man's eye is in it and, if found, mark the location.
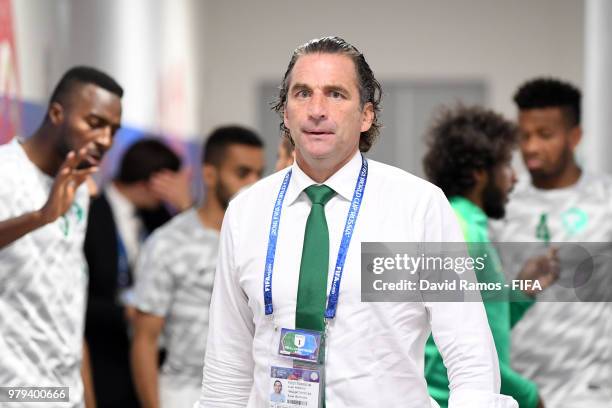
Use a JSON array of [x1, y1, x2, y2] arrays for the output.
[[330, 91, 343, 99], [296, 90, 309, 98], [539, 131, 553, 139]]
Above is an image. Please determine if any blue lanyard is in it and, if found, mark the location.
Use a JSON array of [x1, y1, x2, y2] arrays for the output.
[[263, 155, 368, 320]]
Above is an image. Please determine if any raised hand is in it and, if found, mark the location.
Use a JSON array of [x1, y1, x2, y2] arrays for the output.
[[149, 168, 193, 212], [517, 247, 560, 297], [40, 148, 100, 223]]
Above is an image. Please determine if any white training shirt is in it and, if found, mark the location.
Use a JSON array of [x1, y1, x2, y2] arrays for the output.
[[490, 171, 612, 407], [0, 139, 89, 408], [135, 208, 218, 388]]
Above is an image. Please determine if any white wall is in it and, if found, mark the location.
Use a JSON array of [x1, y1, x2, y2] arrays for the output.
[[12, 0, 205, 140], [67, 0, 204, 139], [12, 0, 70, 102], [202, 0, 583, 133], [11, 0, 584, 140], [583, 0, 612, 172]]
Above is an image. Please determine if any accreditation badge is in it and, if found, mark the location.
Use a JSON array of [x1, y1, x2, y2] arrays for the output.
[[269, 328, 325, 407]]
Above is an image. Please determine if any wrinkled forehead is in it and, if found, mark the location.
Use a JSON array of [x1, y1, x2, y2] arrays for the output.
[[287, 52, 360, 91]]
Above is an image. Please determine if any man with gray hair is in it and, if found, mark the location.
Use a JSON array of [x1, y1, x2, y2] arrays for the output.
[[197, 37, 515, 408]]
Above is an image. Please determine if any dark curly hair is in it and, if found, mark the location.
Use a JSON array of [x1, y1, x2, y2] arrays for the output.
[[423, 105, 518, 198], [513, 77, 581, 127], [272, 36, 382, 152]]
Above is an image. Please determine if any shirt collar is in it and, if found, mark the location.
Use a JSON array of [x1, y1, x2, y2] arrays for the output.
[[285, 150, 363, 205], [105, 182, 138, 219]]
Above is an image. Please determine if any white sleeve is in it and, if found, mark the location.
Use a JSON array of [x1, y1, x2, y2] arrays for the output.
[[422, 188, 517, 408], [196, 201, 255, 407]]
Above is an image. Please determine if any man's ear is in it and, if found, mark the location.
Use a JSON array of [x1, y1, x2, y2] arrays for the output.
[[473, 168, 488, 190], [48, 102, 65, 126], [568, 126, 582, 152], [360, 102, 374, 133], [202, 164, 218, 189]]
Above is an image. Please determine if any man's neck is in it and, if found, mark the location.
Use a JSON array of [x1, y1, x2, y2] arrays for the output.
[[463, 191, 483, 211], [296, 148, 358, 183], [532, 163, 582, 190], [197, 196, 225, 232], [112, 182, 140, 208], [22, 128, 62, 176]]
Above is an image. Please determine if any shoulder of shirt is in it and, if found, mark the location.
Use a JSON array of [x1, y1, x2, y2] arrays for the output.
[[0, 140, 34, 199], [508, 170, 612, 200], [232, 160, 443, 201], [227, 168, 292, 209], [144, 209, 215, 250], [581, 171, 612, 188], [366, 158, 445, 199], [0, 139, 25, 170], [227, 160, 445, 216]]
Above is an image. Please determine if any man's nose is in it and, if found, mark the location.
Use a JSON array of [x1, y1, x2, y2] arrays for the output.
[[307, 92, 327, 121], [97, 126, 113, 149], [521, 134, 541, 155]]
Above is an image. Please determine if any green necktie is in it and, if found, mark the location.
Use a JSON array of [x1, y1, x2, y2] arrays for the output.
[[296, 184, 336, 332]]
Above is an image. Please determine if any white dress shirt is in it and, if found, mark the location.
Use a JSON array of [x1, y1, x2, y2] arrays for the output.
[[105, 183, 144, 268], [198, 151, 513, 408]]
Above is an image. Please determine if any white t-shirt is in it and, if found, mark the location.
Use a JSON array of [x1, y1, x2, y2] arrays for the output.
[[135, 208, 218, 388], [0, 139, 89, 408], [491, 172, 612, 407]]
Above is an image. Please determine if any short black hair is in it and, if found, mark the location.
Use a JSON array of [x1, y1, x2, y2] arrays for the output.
[[116, 139, 180, 184], [423, 105, 518, 198], [202, 125, 264, 166], [49, 66, 123, 107], [513, 77, 581, 127]]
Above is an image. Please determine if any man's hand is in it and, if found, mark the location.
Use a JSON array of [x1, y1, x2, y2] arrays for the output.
[[0, 148, 100, 250], [517, 247, 560, 297], [149, 168, 193, 212], [40, 148, 99, 223]]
